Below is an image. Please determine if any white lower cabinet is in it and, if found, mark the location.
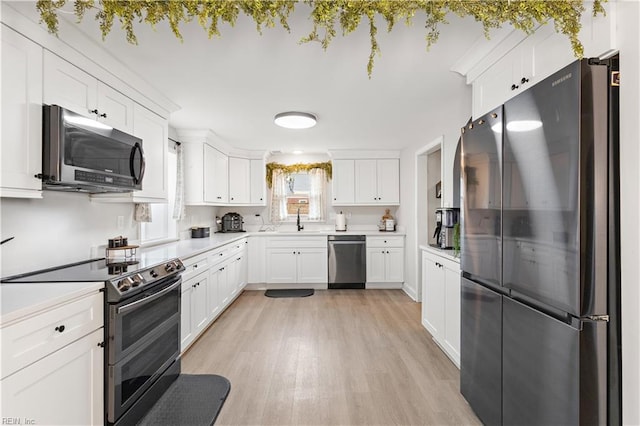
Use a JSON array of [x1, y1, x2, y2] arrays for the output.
[[180, 238, 248, 352], [265, 237, 328, 284], [1, 328, 104, 425], [181, 269, 209, 350], [1, 291, 104, 425], [421, 249, 461, 367], [366, 236, 405, 285]]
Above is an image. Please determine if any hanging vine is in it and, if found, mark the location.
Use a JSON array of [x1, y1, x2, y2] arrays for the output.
[[36, 0, 605, 77], [265, 162, 332, 188]]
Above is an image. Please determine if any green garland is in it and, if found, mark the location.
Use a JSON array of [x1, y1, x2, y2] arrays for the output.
[[265, 161, 332, 188], [36, 0, 605, 77]]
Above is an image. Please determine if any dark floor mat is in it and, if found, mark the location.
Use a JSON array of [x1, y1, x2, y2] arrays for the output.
[[138, 374, 230, 426], [265, 288, 314, 298]]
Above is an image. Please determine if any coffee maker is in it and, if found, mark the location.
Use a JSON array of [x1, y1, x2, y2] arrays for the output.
[[433, 208, 460, 249]]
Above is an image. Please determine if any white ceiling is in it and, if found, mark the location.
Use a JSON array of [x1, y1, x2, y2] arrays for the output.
[[15, 2, 491, 153]]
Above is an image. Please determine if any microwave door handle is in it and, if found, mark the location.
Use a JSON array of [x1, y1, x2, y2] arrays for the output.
[[130, 142, 145, 184]]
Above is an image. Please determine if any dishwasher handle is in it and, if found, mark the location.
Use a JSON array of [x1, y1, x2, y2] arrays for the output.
[[328, 240, 366, 245]]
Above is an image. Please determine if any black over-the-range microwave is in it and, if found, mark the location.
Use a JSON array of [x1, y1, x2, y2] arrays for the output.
[[41, 104, 145, 193]]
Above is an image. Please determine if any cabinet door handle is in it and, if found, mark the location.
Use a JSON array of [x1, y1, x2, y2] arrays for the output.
[[237, 257, 241, 261], [99, 112, 107, 118], [89, 109, 99, 115], [511, 84, 519, 91], [194, 264, 198, 268], [521, 77, 529, 84], [55, 325, 66, 333], [381, 250, 385, 254], [386, 251, 389, 254]]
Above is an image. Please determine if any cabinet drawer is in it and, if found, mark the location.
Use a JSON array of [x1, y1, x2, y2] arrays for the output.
[[367, 236, 404, 248], [1, 292, 103, 379], [266, 237, 327, 249], [181, 253, 209, 282]]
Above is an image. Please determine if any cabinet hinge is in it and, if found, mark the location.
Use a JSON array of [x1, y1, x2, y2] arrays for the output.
[[611, 71, 620, 87]]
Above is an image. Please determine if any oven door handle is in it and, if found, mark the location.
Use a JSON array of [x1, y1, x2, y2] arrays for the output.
[[117, 278, 181, 314]]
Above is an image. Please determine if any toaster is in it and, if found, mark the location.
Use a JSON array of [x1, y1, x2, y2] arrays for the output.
[[220, 212, 244, 233]]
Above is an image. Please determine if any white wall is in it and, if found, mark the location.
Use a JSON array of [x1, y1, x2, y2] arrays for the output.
[[397, 78, 471, 300], [618, 1, 640, 423], [0, 192, 137, 277]]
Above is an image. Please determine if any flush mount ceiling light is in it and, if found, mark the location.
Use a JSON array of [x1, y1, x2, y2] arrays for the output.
[[274, 112, 317, 129]]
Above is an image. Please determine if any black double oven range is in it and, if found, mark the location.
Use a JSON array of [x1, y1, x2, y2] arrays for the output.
[[2, 256, 185, 425]]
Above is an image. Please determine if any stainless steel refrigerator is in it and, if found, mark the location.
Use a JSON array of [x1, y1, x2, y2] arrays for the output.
[[460, 57, 621, 425]]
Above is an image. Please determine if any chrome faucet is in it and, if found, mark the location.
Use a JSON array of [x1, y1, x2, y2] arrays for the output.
[[297, 208, 304, 231]]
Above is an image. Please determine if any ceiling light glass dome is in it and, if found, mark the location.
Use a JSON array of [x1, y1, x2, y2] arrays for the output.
[[274, 112, 317, 129]]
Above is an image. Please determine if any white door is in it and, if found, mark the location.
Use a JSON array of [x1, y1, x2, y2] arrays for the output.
[[191, 273, 209, 334], [43, 51, 97, 117], [211, 148, 229, 203], [180, 283, 193, 350], [133, 104, 168, 201], [250, 159, 266, 205], [1, 25, 43, 197], [265, 249, 297, 283], [203, 144, 217, 203], [366, 249, 386, 282], [354, 159, 378, 203], [443, 266, 461, 365], [385, 247, 405, 282], [376, 159, 400, 204], [423, 257, 445, 340], [97, 81, 134, 132], [229, 157, 250, 204], [1, 329, 104, 426], [331, 159, 355, 204], [208, 268, 221, 320], [215, 265, 230, 307], [297, 248, 328, 283]]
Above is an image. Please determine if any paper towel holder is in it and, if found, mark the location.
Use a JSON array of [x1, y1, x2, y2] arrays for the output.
[[335, 211, 347, 232]]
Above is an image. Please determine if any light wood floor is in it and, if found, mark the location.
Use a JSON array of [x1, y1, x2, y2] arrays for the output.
[[182, 289, 481, 426]]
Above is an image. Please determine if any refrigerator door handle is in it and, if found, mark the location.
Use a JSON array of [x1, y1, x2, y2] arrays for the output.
[[581, 314, 610, 322]]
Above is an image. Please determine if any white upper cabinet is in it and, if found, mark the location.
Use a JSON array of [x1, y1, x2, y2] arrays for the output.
[[44, 52, 134, 133], [250, 158, 266, 205], [228, 157, 250, 204], [1, 25, 43, 198], [331, 159, 355, 205], [211, 147, 229, 204], [184, 141, 229, 205], [131, 104, 168, 201], [91, 104, 168, 203], [469, 5, 617, 119], [354, 159, 400, 205]]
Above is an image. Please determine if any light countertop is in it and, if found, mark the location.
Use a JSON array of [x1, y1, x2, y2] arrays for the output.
[[420, 244, 461, 264], [1, 230, 406, 324], [1, 281, 103, 326]]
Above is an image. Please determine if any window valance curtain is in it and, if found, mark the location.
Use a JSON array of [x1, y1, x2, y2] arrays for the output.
[[265, 162, 332, 188]]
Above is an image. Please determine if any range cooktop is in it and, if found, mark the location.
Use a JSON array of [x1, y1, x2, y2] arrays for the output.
[[2, 257, 185, 302]]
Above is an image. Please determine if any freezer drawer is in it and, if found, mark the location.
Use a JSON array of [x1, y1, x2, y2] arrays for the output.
[[503, 297, 607, 426], [460, 278, 502, 426]]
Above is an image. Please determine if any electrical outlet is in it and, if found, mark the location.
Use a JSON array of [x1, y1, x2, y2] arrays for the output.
[[117, 215, 124, 230]]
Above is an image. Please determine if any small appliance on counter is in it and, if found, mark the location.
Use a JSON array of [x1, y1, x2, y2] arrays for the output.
[[219, 212, 245, 233], [335, 211, 347, 231], [191, 227, 210, 238], [433, 207, 459, 249], [378, 208, 396, 232]]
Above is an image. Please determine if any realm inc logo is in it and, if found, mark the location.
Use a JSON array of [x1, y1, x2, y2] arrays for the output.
[[552, 72, 573, 87]]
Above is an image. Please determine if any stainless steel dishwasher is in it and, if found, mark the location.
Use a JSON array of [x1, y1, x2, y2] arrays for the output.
[[328, 235, 366, 289]]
